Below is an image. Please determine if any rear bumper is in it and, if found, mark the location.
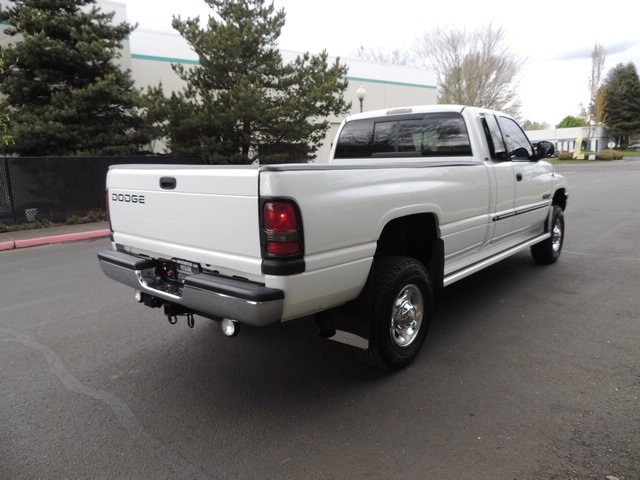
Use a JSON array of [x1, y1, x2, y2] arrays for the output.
[[97, 250, 284, 326]]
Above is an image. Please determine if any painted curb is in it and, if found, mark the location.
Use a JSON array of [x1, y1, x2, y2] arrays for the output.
[[0, 229, 110, 251]]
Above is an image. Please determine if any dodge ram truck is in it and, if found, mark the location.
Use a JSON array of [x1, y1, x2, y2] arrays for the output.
[[98, 104, 568, 369]]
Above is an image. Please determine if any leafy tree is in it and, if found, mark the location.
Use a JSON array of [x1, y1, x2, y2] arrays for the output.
[[593, 86, 607, 126], [0, 0, 152, 156], [577, 103, 590, 123], [588, 43, 606, 123], [170, 0, 350, 164], [556, 116, 587, 128], [602, 62, 640, 145], [413, 23, 523, 117]]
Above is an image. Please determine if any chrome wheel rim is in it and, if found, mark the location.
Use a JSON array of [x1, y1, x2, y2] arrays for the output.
[[552, 218, 563, 253], [390, 284, 424, 347]]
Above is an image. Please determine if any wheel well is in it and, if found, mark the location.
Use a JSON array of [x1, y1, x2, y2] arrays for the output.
[[553, 188, 567, 210], [375, 214, 443, 288]]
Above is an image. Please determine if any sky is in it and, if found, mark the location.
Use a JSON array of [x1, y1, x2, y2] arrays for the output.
[[123, 0, 640, 127]]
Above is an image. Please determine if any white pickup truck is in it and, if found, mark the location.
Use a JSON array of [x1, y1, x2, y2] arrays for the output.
[[98, 104, 567, 369]]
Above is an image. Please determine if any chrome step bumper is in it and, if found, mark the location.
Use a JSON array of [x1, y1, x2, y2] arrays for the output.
[[98, 250, 284, 326]]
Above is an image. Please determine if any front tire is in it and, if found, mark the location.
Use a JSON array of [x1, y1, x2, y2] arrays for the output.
[[359, 257, 433, 370], [531, 205, 564, 265]]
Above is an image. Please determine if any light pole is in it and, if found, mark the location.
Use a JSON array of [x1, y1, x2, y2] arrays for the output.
[[356, 84, 366, 113]]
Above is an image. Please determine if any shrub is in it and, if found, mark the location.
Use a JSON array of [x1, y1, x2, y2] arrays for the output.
[[65, 209, 107, 225], [596, 149, 623, 160], [0, 219, 51, 233]]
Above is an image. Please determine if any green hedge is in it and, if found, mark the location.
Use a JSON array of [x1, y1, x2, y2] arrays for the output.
[[557, 150, 623, 161]]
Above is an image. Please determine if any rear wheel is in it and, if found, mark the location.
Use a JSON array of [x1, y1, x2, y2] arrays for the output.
[[531, 205, 564, 265], [359, 256, 432, 370]]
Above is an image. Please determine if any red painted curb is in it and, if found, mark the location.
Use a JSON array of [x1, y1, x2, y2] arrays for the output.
[[0, 241, 15, 251], [10, 229, 110, 250]]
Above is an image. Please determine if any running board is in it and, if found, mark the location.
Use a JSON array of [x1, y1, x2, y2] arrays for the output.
[[443, 233, 550, 287]]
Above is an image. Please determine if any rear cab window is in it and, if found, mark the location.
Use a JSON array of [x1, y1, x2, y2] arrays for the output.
[[334, 112, 473, 160]]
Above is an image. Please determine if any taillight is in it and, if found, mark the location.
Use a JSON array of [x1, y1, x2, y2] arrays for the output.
[[264, 202, 297, 231], [262, 200, 302, 256]]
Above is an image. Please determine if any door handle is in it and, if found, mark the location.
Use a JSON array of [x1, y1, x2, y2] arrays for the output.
[[516, 173, 523, 182]]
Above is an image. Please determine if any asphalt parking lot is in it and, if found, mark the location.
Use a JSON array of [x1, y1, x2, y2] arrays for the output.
[[1, 159, 639, 479]]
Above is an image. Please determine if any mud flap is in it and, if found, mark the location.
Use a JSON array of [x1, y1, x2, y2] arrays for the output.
[[314, 270, 373, 350]]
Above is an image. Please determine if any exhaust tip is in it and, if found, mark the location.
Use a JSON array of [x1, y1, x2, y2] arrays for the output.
[[221, 318, 240, 337]]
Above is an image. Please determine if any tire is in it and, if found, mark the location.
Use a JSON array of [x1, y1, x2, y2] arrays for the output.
[[359, 256, 433, 370], [531, 205, 564, 265]]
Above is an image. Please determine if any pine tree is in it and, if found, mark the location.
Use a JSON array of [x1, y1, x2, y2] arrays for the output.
[[0, 56, 12, 146], [170, 0, 350, 164], [0, 0, 151, 156], [603, 63, 640, 145]]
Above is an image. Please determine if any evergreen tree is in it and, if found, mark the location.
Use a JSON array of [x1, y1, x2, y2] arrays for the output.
[[0, 0, 151, 156], [170, 0, 350, 164], [603, 62, 640, 145], [138, 84, 171, 153], [0, 56, 12, 146]]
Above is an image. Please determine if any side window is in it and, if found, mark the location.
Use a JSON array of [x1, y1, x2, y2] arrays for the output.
[[498, 117, 533, 160], [333, 119, 374, 158], [482, 114, 508, 161]]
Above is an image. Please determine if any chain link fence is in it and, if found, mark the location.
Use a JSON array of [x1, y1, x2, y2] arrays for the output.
[[0, 156, 202, 225]]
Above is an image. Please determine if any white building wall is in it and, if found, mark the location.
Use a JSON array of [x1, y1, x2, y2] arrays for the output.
[[526, 126, 615, 153]]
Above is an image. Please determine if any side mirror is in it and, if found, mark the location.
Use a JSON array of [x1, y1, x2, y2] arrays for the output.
[[535, 141, 555, 159]]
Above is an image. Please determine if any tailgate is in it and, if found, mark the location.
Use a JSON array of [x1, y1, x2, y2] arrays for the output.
[[106, 165, 263, 278]]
